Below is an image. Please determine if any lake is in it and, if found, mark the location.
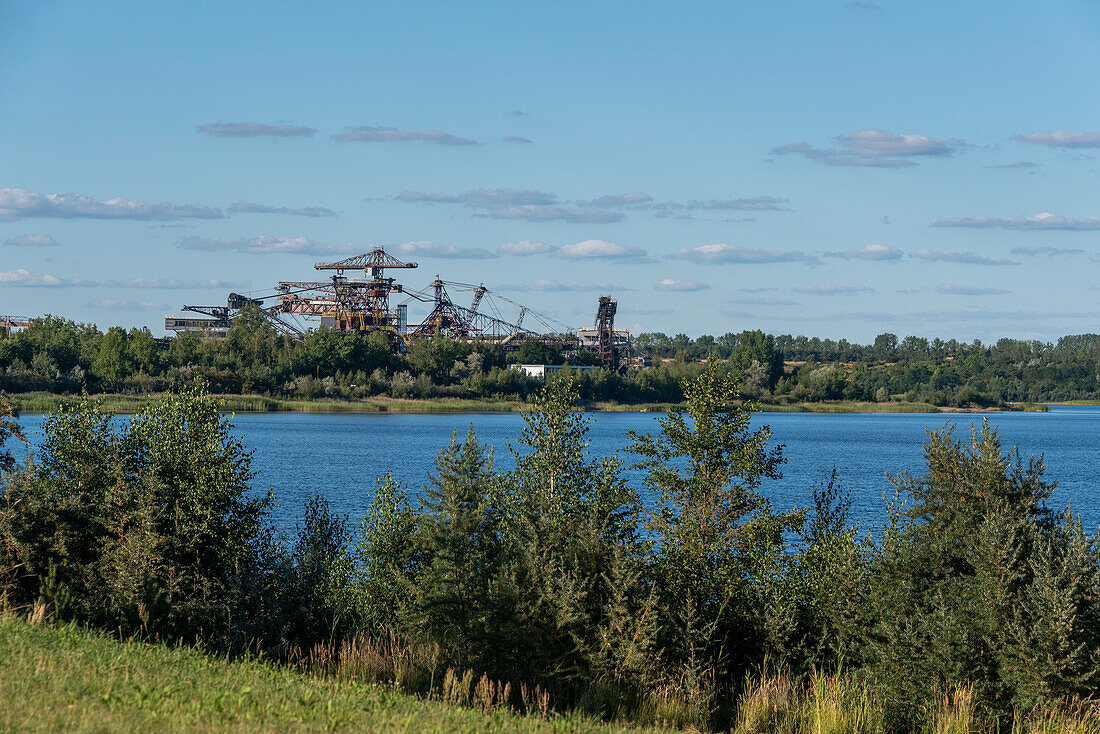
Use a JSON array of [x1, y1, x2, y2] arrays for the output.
[[13, 406, 1100, 533]]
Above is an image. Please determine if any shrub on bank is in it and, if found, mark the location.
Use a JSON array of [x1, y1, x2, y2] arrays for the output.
[[2, 371, 1100, 731]]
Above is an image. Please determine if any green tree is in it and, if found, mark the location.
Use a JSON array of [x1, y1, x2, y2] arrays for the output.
[[405, 335, 471, 381], [728, 330, 783, 390], [858, 422, 1100, 725], [629, 360, 798, 692], [127, 327, 160, 374], [91, 327, 131, 383], [0, 394, 25, 474], [410, 429, 507, 670]]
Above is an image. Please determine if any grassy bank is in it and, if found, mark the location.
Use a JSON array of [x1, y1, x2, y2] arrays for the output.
[[9, 391, 1053, 415], [5, 613, 1098, 734], [0, 613, 664, 734]]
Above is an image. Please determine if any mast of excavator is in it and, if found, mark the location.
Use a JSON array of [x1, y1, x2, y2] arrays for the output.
[[469, 284, 487, 313], [309, 247, 418, 333], [596, 296, 618, 371]]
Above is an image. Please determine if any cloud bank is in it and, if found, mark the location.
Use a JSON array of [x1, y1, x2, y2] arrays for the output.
[[332, 126, 477, 146], [0, 269, 85, 287], [395, 188, 621, 224], [1011, 246, 1083, 258], [936, 284, 1012, 296], [502, 279, 630, 292], [910, 249, 1018, 266], [655, 278, 710, 291], [670, 243, 819, 265], [499, 240, 557, 255], [557, 240, 647, 260], [394, 241, 496, 259], [179, 235, 356, 255], [793, 284, 874, 296], [228, 201, 336, 217], [1015, 130, 1100, 148], [0, 188, 223, 221], [772, 128, 966, 167], [197, 122, 316, 137], [933, 212, 1100, 231], [825, 243, 903, 261], [107, 278, 251, 289], [3, 234, 59, 247]]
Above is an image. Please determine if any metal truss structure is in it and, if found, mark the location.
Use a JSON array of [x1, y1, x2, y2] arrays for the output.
[[596, 296, 619, 371], [0, 315, 33, 339], [180, 293, 304, 338], [166, 247, 604, 357], [403, 278, 578, 347]]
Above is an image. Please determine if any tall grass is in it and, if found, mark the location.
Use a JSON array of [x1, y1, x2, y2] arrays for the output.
[[10, 605, 1100, 733], [731, 671, 1100, 734], [0, 610, 666, 733]]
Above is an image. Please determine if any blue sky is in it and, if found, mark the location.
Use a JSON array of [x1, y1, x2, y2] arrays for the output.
[[3, 0, 1100, 342]]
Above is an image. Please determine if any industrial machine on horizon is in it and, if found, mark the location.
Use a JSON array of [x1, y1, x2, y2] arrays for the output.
[[165, 247, 628, 366]]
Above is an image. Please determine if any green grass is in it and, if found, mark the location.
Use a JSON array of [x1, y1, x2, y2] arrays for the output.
[[0, 614, 670, 734]]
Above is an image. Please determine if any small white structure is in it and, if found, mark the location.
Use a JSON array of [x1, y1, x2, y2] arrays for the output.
[[515, 364, 604, 381]]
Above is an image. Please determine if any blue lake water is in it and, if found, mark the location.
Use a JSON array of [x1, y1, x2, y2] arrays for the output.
[[13, 406, 1100, 533]]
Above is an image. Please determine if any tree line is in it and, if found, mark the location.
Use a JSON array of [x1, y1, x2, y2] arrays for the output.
[[2, 370, 1099, 730], [5, 314, 1100, 406]]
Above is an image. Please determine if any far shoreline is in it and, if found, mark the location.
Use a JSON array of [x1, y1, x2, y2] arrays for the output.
[[9, 391, 1056, 416]]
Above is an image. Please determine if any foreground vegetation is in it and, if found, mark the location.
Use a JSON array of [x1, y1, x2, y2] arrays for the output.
[[5, 313, 1100, 409], [0, 612, 650, 733], [2, 366, 1100, 731], [7, 613, 1100, 733]]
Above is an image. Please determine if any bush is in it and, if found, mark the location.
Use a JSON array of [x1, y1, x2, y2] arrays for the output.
[[0, 385, 277, 646]]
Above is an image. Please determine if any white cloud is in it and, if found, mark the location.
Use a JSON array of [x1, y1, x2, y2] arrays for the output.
[[332, 126, 477, 146], [3, 233, 59, 247], [669, 243, 820, 264], [86, 299, 168, 311], [727, 296, 800, 305], [1012, 246, 1083, 257], [490, 205, 622, 224], [910, 250, 1018, 266], [0, 188, 223, 221], [936, 284, 1012, 296], [687, 196, 790, 211], [793, 284, 874, 296], [197, 122, 316, 137], [179, 235, 356, 255], [586, 193, 654, 207], [655, 278, 710, 291], [395, 188, 621, 223], [499, 240, 557, 255], [933, 212, 1100, 231], [556, 239, 647, 260], [1015, 130, 1100, 148], [502, 135, 532, 144], [838, 129, 965, 156], [107, 278, 251, 289], [825, 243, 903, 261], [394, 240, 496, 259], [989, 161, 1039, 169], [772, 129, 965, 167], [502, 279, 630, 292], [0, 269, 86, 287], [228, 201, 336, 217]]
